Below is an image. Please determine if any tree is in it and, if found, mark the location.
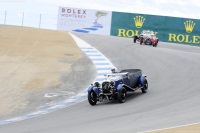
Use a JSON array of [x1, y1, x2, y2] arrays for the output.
[[94, 11, 108, 23]]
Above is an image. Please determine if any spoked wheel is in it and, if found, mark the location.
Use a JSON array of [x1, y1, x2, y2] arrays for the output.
[[88, 91, 97, 105], [141, 79, 148, 93], [118, 88, 126, 103]]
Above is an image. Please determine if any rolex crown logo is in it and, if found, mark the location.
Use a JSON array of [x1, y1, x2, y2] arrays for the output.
[[134, 16, 145, 28], [184, 20, 195, 33]]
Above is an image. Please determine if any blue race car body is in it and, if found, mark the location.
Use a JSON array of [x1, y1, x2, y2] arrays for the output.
[[88, 69, 148, 105]]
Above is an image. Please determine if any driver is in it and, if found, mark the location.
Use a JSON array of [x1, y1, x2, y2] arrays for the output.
[[111, 67, 118, 73]]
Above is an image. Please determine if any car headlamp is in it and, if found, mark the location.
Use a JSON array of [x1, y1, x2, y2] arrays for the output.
[[110, 81, 115, 87], [94, 82, 101, 88]]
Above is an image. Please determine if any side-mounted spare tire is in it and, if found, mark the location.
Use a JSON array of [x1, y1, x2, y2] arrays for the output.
[[88, 91, 97, 105]]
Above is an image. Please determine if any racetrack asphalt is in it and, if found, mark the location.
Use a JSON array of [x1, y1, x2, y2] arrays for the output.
[[0, 32, 200, 133]]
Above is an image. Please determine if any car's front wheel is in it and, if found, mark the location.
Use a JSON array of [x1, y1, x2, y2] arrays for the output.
[[155, 39, 158, 47], [88, 91, 97, 105], [133, 35, 138, 43], [133, 37, 137, 43], [141, 78, 148, 93], [118, 88, 126, 103]]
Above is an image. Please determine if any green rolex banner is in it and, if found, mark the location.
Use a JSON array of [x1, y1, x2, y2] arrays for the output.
[[111, 12, 200, 45]]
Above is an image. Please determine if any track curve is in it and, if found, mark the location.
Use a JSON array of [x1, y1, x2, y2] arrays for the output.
[[1, 33, 200, 133]]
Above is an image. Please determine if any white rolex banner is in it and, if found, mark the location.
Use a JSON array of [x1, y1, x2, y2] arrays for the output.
[[57, 7, 112, 35]]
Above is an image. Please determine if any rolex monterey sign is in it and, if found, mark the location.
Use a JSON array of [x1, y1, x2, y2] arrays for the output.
[[57, 7, 200, 45], [57, 7, 112, 35]]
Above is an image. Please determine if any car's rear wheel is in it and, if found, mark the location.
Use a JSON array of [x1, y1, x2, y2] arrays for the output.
[[141, 78, 148, 93], [134, 36, 139, 43], [118, 88, 126, 103], [88, 91, 97, 105]]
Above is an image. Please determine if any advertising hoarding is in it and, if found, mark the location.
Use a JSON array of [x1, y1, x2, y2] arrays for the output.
[[57, 7, 112, 35], [111, 12, 200, 45]]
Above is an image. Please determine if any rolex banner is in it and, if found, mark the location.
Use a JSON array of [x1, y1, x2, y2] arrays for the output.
[[57, 7, 112, 35], [111, 12, 200, 45]]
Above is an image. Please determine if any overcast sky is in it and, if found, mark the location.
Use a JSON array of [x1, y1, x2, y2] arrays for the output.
[[0, 0, 200, 18], [0, 0, 200, 29]]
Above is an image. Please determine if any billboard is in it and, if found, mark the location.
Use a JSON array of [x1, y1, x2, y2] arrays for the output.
[[57, 7, 112, 35], [111, 12, 200, 45]]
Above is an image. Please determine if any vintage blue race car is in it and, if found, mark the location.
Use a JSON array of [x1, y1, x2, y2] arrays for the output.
[[87, 69, 148, 105]]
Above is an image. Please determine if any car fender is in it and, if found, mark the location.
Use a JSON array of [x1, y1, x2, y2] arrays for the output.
[[117, 84, 124, 92], [139, 75, 147, 86], [88, 85, 101, 95], [88, 85, 94, 93]]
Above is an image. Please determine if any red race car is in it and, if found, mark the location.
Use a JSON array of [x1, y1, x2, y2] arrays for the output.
[[133, 30, 158, 47]]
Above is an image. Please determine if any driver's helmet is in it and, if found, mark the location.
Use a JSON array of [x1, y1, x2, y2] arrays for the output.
[[111, 67, 117, 73]]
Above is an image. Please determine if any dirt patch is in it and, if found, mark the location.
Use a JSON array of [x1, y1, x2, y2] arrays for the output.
[[0, 25, 91, 120], [149, 123, 200, 133]]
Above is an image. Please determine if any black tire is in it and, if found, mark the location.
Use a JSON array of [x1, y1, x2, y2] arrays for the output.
[[141, 78, 148, 93], [112, 90, 118, 100], [88, 91, 97, 105], [118, 88, 126, 103], [133, 37, 137, 43], [156, 39, 158, 47]]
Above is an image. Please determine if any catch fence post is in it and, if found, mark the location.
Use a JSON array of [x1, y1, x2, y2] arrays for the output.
[[4, 11, 7, 25], [39, 14, 41, 28], [22, 12, 24, 26]]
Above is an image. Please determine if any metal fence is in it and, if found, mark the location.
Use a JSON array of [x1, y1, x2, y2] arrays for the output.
[[0, 11, 58, 30]]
